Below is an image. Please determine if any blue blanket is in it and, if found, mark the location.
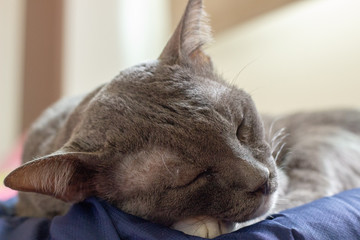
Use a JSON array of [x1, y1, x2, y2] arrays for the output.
[[1, 188, 360, 240]]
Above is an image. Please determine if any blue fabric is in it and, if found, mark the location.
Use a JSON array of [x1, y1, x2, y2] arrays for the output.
[[1, 188, 360, 240]]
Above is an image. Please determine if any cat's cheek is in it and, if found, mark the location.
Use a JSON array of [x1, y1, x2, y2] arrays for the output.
[[113, 148, 178, 196]]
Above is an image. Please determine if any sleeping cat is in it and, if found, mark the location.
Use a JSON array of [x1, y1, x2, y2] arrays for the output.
[[4, 0, 360, 238]]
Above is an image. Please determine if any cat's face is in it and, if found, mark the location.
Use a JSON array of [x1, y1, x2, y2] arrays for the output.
[[91, 61, 278, 226]]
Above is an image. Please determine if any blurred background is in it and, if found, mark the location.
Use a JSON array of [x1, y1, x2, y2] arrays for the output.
[[1, 0, 360, 161]]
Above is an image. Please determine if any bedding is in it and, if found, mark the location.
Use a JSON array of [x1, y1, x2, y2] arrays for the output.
[[1, 188, 360, 240]]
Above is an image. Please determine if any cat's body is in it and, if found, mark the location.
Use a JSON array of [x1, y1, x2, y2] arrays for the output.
[[264, 110, 360, 212], [5, 0, 360, 238]]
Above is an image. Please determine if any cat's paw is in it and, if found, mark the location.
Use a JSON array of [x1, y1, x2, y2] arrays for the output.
[[172, 216, 234, 238]]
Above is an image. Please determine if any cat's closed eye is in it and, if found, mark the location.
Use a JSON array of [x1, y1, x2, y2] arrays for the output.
[[236, 117, 247, 142], [174, 168, 214, 189]]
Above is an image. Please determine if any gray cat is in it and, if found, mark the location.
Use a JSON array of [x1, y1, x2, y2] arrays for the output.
[[4, 0, 360, 238]]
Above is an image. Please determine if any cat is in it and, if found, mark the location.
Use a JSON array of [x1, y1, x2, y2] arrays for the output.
[[4, 0, 360, 238]]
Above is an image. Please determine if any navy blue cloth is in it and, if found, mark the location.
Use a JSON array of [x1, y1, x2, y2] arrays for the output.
[[1, 188, 360, 240]]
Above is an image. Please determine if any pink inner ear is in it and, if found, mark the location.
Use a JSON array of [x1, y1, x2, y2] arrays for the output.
[[189, 48, 212, 68], [4, 153, 97, 202]]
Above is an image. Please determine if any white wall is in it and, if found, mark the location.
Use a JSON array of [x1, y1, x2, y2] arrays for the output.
[[0, 0, 24, 159], [63, 0, 170, 97], [208, 0, 360, 115]]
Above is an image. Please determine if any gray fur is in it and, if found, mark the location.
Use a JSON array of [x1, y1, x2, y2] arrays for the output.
[[263, 110, 360, 212], [4, 0, 360, 237]]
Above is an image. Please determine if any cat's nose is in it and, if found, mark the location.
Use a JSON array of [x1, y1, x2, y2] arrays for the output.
[[247, 166, 270, 194]]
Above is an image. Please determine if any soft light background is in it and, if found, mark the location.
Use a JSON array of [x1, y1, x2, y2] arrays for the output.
[[0, 1, 24, 162], [1, 0, 360, 162], [209, 0, 360, 115]]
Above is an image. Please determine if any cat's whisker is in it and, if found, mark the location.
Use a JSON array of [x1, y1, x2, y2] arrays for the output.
[[267, 116, 283, 141], [268, 124, 289, 163], [230, 58, 259, 86], [268, 120, 275, 143], [247, 88, 263, 97], [274, 142, 286, 163], [159, 153, 175, 177], [271, 128, 286, 146], [271, 139, 284, 155], [270, 131, 281, 147], [230, 71, 243, 87]]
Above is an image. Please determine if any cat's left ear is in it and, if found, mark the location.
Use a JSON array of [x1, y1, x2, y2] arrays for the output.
[[4, 150, 101, 202], [159, 0, 213, 68]]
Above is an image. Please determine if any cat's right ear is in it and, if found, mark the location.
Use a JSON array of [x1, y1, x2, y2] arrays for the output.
[[159, 0, 213, 68], [4, 150, 101, 202]]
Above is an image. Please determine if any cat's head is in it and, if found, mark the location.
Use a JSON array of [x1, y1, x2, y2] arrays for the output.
[[5, 0, 278, 235]]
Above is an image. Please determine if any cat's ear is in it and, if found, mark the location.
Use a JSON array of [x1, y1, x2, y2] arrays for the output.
[[4, 150, 100, 202], [159, 0, 213, 68]]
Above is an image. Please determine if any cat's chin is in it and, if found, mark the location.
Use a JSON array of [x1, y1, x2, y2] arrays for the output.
[[233, 192, 278, 230], [171, 216, 235, 238], [250, 189, 278, 219], [171, 193, 278, 238]]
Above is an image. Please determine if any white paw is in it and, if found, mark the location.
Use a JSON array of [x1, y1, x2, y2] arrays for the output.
[[172, 216, 234, 238]]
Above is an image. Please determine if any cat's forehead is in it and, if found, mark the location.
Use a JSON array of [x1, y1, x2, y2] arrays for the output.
[[187, 78, 247, 103], [117, 61, 246, 101], [99, 61, 252, 126]]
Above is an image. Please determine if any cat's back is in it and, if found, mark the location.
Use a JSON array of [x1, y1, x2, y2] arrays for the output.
[[265, 109, 360, 199], [263, 109, 360, 142], [277, 109, 360, 134]]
